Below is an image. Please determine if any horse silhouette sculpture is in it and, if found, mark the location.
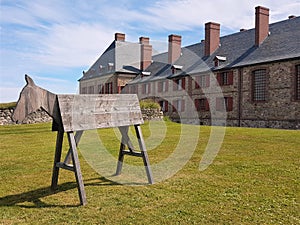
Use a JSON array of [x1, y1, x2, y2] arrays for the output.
[[13, 75, 153, 205]]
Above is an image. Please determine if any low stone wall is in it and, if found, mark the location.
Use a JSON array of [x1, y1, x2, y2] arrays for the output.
[[0, 108, 52, 125], [179, 118, 300, 130], [141, 108, 164, 121], [0, 108, 163, 126]]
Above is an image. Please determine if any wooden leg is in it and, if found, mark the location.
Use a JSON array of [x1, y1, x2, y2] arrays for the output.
[[119, 126, 135, 151], [67, 132, 87, 205], [134, 125, 154, 184], [116, 142, 125, 175], [64, 131, 83, 165], [116, 126, 130, 175], [51, 130, 64, 190]]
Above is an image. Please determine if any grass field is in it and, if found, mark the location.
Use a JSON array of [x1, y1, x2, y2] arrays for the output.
[[0, 102, 16, 110], [0, 121, 299, 224]]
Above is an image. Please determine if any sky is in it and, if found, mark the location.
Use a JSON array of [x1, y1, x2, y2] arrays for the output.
[[0, 0, 299, 102]]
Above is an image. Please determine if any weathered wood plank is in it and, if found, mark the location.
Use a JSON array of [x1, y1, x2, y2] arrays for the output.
[[57, 94, 144, 132]]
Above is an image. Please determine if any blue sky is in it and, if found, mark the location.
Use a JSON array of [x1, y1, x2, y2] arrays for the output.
[[0, 0, 299, 102]]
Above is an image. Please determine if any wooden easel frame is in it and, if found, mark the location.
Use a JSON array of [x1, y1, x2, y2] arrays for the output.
[[51, 125, 153, 205]]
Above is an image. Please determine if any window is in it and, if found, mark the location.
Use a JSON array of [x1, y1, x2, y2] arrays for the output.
[[158, 80, 168, 92], [172, 99, 185, 112], [214, 56, 227, 67], [81, 87, 87, 94], [142, 83, 151, 94], [105, 82, 113, 94], [99, 65, 104, 73], [171, 65, 183, 74], [159, 100, 169, 112], [296, 65, 300, 100], [216, 97, 233, 111], [117, 86, 125, 94], [108, 63, 114, 72], [88, 86, 94, 94], [252, 69, 267, 101], [130, 85, 137, 94], [217, 71, 233, 86], [195, 75, 210, 88], [195, 98, 209, 111], [173, 78, 185, 91], [98, 84, 104, 94]]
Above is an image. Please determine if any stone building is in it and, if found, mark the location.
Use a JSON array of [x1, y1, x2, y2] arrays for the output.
[[79, 6, 300, 129]]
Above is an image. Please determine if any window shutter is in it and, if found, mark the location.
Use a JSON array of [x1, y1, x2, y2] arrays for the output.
[[142, 84, 146, 94], [181, 100, 185, 112], [158, 82, 162, 92], [206, 75, 210, 87], [109, 83, 112, 94], [228, 71, 234, 85], [217, 73, 222, 85], [227, 97, 233, 111], [165, 101, 169, 112], [172, 100, 177, 112], [205, 98, 210, 111], [195, 99, 200, 111], [182, 78, 186, 90], [195, 77, 200, 89], [173, 80, 177, 91], [148, 83, 151, 94], [165, 80, 169, 92], [105, 83, 108, 94]]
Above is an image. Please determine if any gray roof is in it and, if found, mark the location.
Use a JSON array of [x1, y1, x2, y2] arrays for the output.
[[79, 40, 141, 81], [129, 16, 300, 84]]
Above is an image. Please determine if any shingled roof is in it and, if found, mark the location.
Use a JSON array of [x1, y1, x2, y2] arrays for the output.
[[79, 37, 141, 81], [129, 16, 300, 84]]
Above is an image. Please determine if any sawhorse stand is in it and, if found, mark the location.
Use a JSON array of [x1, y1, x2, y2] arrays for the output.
[[51, 124, 153, 205]]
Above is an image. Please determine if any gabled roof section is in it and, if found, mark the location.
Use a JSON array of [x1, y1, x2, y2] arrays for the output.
[[79, 39, 141, 81]]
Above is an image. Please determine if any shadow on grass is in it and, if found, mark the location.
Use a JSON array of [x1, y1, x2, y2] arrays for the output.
[[0, 177, 119, 208]]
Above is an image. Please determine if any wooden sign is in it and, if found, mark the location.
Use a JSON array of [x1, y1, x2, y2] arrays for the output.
[[13, 75, 153, 205]]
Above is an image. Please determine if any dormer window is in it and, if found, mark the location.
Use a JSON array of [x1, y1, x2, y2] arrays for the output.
[[141, 71, 151, 77], [171, 65, 183, 74], [99, 65, 104, 73], [214, 56, 226, 67], [108, 63, 114, 72]]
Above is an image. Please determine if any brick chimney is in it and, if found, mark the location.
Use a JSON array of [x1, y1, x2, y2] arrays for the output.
[[115, 33, 125, 41], [140, 37, 152, 70], [168, 34, 182, 64], [255, 6, 269, 46], [204, 22, 220, 56]]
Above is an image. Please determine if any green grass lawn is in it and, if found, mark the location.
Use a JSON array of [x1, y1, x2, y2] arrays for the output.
[[0, 121, 299, 224]]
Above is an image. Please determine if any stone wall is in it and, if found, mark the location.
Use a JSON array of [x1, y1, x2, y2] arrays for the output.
[[141, 108, 164, 121], [0, 108, 52, 125], [0, 107, 163, 126]]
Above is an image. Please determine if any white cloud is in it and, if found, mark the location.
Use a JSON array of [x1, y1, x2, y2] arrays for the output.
[[141, 0, 300, 31], [37, 23, 115, 67], [1, 0, 299, 103]]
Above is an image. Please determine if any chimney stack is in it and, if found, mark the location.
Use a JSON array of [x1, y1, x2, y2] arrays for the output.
[[204, 22, 220, 56], [255, 6, 269, 46], [168, 34, 182, 64], [115, 33, 125, 41], [140, 37, 152, 70]]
